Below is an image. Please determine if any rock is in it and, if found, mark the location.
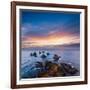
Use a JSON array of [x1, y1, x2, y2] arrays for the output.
[[39, 51, 41, 54], [36, 61, 78, 77], [47, 63, 60, 76], [45, 61, 52, 70], [35, 62, 43, 68], [47, 52, 50, 56], [68, 67, 78, 74], [53, 54, 61, 61], [33, 52, 37, 57], [38, 72, 49, 77], [42, 51, 45, 53], [30, 53, 33, 56], [60, 63, 78, 76], [38, 62, 61, 77], [41, 54, 47, 59]]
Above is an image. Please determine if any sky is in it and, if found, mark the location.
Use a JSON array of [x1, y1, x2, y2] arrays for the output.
[[20, 10, 80, 48]]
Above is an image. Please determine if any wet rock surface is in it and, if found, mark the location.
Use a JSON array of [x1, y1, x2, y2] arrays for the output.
[[38, 61, 78, 77], [21, 51, 79, 78]]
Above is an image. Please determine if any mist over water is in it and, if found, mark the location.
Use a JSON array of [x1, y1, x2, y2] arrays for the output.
[[20, 45, 80, 79]]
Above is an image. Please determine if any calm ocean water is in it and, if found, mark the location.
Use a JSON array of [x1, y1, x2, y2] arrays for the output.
[[20, 48, 80, 78]]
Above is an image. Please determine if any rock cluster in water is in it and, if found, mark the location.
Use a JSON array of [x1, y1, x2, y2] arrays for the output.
[[22, 51, 78, 78], [36, 61, 78, 77]]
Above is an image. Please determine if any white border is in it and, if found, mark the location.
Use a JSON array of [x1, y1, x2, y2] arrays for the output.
[[16, 6, 85, 85]]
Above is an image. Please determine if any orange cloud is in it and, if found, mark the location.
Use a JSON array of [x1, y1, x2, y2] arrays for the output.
[[21, 32, 80, 48]]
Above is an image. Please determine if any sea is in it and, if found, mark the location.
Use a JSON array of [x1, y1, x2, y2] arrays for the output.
[[20, 47, 80, 78]]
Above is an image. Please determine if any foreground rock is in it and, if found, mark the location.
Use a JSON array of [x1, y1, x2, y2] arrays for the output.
[[37, 61, 78, 77], [21, 60, 79, 78]]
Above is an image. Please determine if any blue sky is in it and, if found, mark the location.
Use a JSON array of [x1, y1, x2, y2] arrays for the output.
[[20, 10, 80, 48]]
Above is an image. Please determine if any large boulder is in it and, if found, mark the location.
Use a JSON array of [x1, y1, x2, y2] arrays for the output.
[[53, 54, 61, 61], [41, 54, 47, 59], [60, 63, 78, 76]]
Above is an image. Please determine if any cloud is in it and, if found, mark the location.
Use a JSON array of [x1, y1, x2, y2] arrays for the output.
[[21, 31, 80, 48], [21, 20, 80, 38], [20, 10, 80, 48]]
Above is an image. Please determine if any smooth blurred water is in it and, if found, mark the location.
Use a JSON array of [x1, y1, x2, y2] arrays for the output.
[[20, 48, 80, 78]]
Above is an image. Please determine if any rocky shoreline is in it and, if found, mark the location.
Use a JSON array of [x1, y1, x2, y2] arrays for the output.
[[21, 51, 79, 78], [36, 61, 78, 77]]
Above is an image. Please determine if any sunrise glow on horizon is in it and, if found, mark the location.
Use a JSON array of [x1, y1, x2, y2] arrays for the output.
[[20, 10, 80, 48], [21, 32, 80, 48]]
